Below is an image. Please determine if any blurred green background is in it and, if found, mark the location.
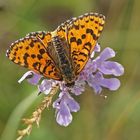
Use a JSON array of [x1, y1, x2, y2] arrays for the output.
[[0, 0, 140, 140]]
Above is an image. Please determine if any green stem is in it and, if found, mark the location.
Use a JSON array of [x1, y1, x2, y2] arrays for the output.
[[1, 91, 38, 140]]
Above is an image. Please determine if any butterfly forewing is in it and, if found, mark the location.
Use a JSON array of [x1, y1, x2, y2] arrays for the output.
[[6, 33, 62, 80], [27, 31, 52, 47], [67, 13, 105, 74]]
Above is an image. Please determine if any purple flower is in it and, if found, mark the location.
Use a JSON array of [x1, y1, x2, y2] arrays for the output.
[[53, 91, 80, 126], [18, 44, 124, 126], [78, 47, 124, 94]]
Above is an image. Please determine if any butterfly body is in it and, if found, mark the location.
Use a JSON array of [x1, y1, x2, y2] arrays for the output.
[[51, 32, 76, 86], [6, 12, 105, 86]]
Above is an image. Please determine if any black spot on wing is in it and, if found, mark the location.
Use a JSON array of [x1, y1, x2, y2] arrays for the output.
[[30, 41, 34, 47], [77, 39, 82, 45], [37, 54, 43, 60], [25, 46, 29, 50], [84, 42, 92, 49], [23, 53, 29, 60], [32, 62, 41, 70], [39, 49, 45, 55], [31, 54, 36, 58], [70, 37, 76, 43], [23, 53, 30, 67], [86, 28, 93, 34], [79, 52, 88, 58], [74, 25, 79, 30], [86, 28, 97, 40], [78, 59, 85, 62], [81, 25, 85, 28], [81, 34, 86, 39]]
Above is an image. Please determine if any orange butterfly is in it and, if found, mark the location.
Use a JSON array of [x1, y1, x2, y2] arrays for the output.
[[6, 12, 105, 86]]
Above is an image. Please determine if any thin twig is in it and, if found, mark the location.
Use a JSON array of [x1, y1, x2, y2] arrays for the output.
[[16, 85, 60, 140]]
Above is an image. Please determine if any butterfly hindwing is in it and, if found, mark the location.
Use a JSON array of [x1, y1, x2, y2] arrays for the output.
[[6, 32, 62, 80], [67, 12, 105, 74]]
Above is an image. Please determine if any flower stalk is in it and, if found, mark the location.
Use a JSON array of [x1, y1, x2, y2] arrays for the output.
[[16, 85, 60, 140]]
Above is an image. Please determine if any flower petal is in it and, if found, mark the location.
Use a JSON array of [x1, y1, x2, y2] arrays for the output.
[[91, 43, 101, 58], [38, 79, 52, 93], [65, 94, 80, 112], [53, 97, 61, 109], [71, 85, 84, 95], [83, 59, 97, 74], [94, 43, 101, 52], [18, 71, 42, 85], [99, 47, 116, 61], [100, 78, 120, 91], [56, 102, 72, 127], [87, 73, 102, 94], [70, 79, 85, 95], [99, 61, 124, 76]]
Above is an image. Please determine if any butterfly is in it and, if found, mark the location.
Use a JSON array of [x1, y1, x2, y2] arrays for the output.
[[6, 12, 105, 86]]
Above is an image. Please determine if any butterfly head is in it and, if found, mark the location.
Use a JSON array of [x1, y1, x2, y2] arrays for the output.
[[64, 77, 76, 87], [65, 81, 75, 87], [62, 70, 76, 87]]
